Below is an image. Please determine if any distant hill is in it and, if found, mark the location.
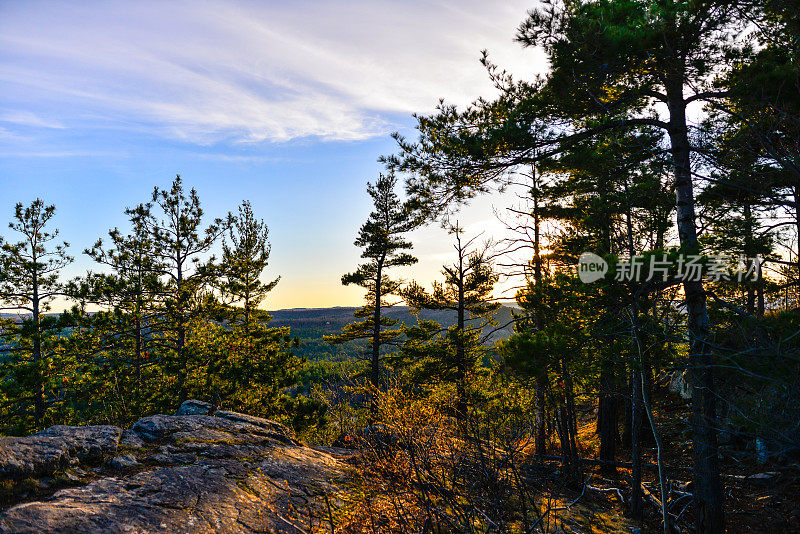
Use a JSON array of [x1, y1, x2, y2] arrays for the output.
[[2, 307, 519, 362], [268, 306, 517, 361]]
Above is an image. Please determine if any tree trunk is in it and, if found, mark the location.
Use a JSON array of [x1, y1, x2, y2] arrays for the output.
[[176, 253, 189, 405], [596, 194, 617, 462], [455, 250, 466, 422], [535, 373, 547, 456], [794, 185, 800, 305], [531, 161, 542, 293], [630, 305, 644, 518], [558, 357, 581, 481], [667, 81, 724, 534], [622, 370, 633, 445], [598, 358, 618, 474], [757, 259, 765, 317], [531, 161, 549, 456], [633, 322, 671, 534], [135, 312, 142, 404], [631, 366, 644, 518], [743, 201, 756, 315], [370, 261, 383, 419], [32, 268, 44, 428]]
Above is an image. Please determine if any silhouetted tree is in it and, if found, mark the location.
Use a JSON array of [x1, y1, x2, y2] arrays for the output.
[[401, 223, 499, 421], [326, 173, 417, 417]]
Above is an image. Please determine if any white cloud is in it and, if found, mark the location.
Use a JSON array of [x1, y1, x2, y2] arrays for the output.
[[0, 110, 65, 129], [0, 0, 544, 144], [0, 126, 32, 142]]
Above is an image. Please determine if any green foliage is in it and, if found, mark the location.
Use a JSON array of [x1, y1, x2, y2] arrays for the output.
[[0, 200, 73, 433], [326, 172, 418, 398], [185, 318, 322, 428], [71, 199, 164, 418], [395, 224, 499, 417], [217, 200, 279, 325], [0, 179, 327, 434], [150, 176, 228, 387]]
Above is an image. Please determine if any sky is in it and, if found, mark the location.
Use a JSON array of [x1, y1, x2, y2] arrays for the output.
[[0, 0, 548, 310]]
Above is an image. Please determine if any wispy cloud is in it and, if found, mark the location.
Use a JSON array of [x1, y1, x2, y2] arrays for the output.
[[0, 110, 65, 129], [0, 0, 543, 145], [195, 153, 282, 164], [0, 126, 32, 142]]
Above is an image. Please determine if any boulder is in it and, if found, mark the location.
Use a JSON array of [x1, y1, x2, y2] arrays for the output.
[[118, 429, 145, 449], [215, 410, 295, 439], [173, 399, 214, 416], [108, 454, 138, 469]]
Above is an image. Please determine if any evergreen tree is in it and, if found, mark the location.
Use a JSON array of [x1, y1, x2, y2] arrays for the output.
[[148, 175, 229, 404], [384, 3, 758, 527], [218, 200, 279, 331], [540, 126, 671, 473], [76, 202, 164, 417], [716, 7, 799, 307], [187, 314, 309, 425], [698, 114, 776, 317], [0, 200, 72, 432], [400, 223, 499, 421], [501, 271, 588, 479], [201, 199, 312, 423], [326, 173, 417, 417]]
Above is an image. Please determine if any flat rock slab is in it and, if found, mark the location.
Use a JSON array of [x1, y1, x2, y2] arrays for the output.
[[0, 425, 121, 479], [0, 401, 351, 533]]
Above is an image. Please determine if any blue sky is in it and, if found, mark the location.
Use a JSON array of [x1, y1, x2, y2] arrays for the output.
[[0, 0, 546, 309]]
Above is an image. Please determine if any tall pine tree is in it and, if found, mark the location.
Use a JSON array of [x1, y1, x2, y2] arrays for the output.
[[77, 202, 164, 416], [400, 223, 499, 422], [148, 175, 229, 404], [326, 173, 417, 417]]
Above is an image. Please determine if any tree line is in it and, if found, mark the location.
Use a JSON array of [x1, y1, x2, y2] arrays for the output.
[[0, 176, 323, 434]]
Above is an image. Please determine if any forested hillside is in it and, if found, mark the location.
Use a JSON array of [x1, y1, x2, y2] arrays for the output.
[[269, 305, 515, 361]]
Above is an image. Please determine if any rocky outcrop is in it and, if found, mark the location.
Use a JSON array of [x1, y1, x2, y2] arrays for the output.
[[0, 425, 121, 480], [0, 401, 352, 533]]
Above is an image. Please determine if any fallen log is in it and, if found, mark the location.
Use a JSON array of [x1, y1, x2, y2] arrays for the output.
[[586, 484, 626, 504]]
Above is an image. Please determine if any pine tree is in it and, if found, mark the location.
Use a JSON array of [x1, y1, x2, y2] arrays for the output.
[[218, 200, 279, 331], [698, 114, 776, 317], [77, 202, 163, 415], [326, 173, 417, 417], [716, 11, 799, 308], [385, 3, 756, 527], [204, 199, 305, 419], [400, 223, 499, 421], [501, 271, 587, 480], [540, 126, 671, 475], [148, 175, 229, 404], [0, 200, 72, 431]]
